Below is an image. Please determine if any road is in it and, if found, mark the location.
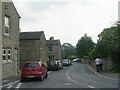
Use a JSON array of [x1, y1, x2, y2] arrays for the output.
[[2, 63, 119, 90]]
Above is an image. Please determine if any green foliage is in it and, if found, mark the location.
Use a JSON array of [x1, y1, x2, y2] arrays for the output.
[[96, 26, 119, 58], [76, 34, 95, 59], [88, 48, 97, 60], [110, 66, 120, 73], [61, 43, 75, 59]]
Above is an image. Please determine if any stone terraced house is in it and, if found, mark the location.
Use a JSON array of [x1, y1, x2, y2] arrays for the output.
[[1, 1, 21, 79], [20, 31, 48, 68], [46, 37, 62, 61]]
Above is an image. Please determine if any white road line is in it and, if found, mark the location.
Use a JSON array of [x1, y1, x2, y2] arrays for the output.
[[15, 83, 22, 89], [2, 71, 51, 88], [66, 67, 79, 84], [88, 85, 95, 88], [2, 80, 19, 88], [48, 71, 52, 74], [88, 65, 119, 81], [7, 85, 13, 89]]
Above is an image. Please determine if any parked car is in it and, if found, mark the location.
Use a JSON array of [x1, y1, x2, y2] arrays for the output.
[[62, 59, 70, 66], [47, 60, 63, 71], [55, 60, 63, 69], [20, 61, 48, 82]]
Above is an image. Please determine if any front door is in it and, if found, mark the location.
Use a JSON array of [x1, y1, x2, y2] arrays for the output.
[[14, 49, 18, 76]]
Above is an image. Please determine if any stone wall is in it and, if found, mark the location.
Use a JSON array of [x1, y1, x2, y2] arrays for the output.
[[20, 32, 47, 67], [0, 0, 2, 87], [20, 40, 40, 68], [2, 2, 20, 79]]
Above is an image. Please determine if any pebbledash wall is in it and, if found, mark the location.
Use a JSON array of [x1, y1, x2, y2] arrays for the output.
[[0, 0, 2, 87], [2, 2, 20, 79]]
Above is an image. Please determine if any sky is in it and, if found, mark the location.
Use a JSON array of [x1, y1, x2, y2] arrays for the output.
[[12, 0, 119, 46]]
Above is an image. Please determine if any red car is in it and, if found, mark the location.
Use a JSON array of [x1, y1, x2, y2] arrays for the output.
[[20, 61, 48, 82]]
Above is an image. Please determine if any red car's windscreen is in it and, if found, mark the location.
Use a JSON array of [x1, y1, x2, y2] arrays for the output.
[[23, 63, 39, 68]]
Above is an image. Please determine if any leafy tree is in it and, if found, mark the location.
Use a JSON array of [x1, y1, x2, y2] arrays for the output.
[[61, 43, 75, 59], [76, 34, 95, 59], [88, 48, 97, 60], [96, 25, 119, 65], [97, 26, 118, 56]]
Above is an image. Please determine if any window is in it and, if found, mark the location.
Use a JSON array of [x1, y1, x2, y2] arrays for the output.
[[7, 49, 11, 61], [4, 16, 10, 36], [23, 63, 39, 68], [3, 49, 7, 62], [48, 47, 52, 52], [49, 56, 52, 61], [2, 48, 12, 63]]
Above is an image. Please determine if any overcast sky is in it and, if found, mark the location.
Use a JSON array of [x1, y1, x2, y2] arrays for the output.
[[13, 0, 119, 46]]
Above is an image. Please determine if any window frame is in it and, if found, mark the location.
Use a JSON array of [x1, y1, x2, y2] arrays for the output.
[[3, 49, 7, 63], [4, 16, 10, 36], [7, 49, 11, 62]]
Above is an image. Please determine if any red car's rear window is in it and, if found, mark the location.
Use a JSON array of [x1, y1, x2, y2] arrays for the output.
[[23, 63, 39, 68]]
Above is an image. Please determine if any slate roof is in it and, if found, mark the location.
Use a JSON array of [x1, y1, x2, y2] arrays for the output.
[[46, 40, 61, 46], [20, 31, 43, 40]]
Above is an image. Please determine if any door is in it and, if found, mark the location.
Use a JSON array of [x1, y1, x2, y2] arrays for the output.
[[14, 49, 18, 76]]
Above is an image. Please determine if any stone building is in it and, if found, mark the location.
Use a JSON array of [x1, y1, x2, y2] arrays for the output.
[[20, 31, 47, 68], [1, 2, 20, 79], [0, 0, 2, 86], [46, 37, 61, 61]]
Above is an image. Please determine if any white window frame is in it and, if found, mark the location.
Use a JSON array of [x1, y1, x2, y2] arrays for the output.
[[3, 49, 7, 63], [7, 49, 11, 62], [4, 16, 10, 36]]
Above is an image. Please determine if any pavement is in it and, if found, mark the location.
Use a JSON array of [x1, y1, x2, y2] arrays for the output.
[[88, 64, 119, 80], [1, 64, 119, 87], [2, 75, 20, 87]]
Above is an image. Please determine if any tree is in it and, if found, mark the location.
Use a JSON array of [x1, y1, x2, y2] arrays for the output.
[[96, 26, 119, 65], [88, 48, 97, 60], [97, 26, 118, 56], [76, 34, 95, 59], [61, 43, 75, 59]]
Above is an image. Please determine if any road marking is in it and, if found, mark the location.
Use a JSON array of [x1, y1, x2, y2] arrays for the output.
[[15, 83, 22, 89], [64, 83, 71, 85], [7, 85, 13, 89], [48, 71, 52, 74], [1, 80, 19, 88], [88, 85, 95, 88], [1, 71, 52, 88], [88, 65, 119, 81], [66, 67, 79, 84]]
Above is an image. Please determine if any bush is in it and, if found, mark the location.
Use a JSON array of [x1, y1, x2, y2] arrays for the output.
[[110, 66, 120, 73]]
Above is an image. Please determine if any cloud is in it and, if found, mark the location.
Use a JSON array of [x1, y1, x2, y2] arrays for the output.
[[13, 0, 119, 46]]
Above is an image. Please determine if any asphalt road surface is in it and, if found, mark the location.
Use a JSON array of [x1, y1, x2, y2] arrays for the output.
[[3, 63, 119, 90]]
